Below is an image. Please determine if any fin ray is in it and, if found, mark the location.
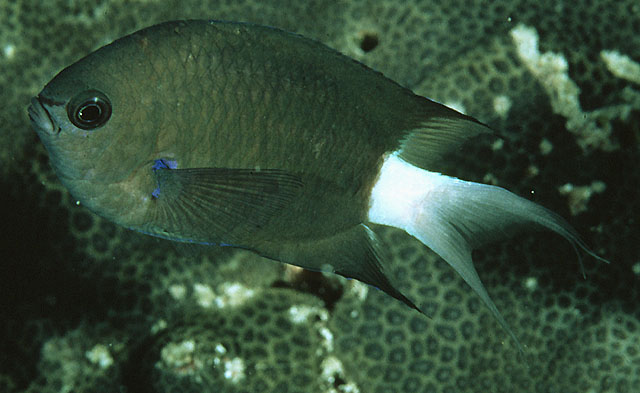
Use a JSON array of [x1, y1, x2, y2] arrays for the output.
[[146, 167, 302, 245], [399, 97, 495, 171], [369, 153, 608, 353], [271, 224, 420, 312]]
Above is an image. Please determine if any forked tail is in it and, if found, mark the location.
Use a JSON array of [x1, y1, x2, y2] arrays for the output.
[[368, 152, 608, 353]]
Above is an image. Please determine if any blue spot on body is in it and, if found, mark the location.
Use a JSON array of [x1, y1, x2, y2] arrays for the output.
[[152, 158, 178, 199], [152, 158, 178, 171]]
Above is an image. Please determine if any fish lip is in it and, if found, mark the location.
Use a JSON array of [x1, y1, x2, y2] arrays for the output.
[[28, 96, 61, 135]]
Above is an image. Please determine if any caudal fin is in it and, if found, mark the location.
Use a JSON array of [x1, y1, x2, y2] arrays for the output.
[[368, 152, 607, 354]]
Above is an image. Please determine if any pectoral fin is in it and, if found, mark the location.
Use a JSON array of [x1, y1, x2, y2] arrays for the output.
[[146, 167, 302, 245]]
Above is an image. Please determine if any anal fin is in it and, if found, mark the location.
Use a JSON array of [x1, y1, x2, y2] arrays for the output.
[[274, 224, 420, 312], [339, 225, 420, 312]]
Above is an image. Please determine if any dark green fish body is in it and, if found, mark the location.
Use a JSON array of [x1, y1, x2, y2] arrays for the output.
[[29, 20, 606, 352], [36, 22, 410, 244]]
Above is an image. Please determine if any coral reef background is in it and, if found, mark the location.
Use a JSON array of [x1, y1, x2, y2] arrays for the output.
[[1, 0, 639, 392]]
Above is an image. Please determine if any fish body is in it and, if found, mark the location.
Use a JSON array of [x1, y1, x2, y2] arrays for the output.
[[32, 21, 417, 245], [28, 20, 605, 352]]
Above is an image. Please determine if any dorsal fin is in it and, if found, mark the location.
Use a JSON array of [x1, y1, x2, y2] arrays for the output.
[[398, 97, 494, 171]]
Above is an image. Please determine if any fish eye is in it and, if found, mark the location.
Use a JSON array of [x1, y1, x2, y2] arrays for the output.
[[67, 89, 112, 130]]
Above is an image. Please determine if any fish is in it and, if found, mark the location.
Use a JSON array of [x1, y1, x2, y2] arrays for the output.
[[28, 19, 607, 353]]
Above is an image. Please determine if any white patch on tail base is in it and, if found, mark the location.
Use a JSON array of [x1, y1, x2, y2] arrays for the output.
[[367, 152, 607, 353], [368, 152, 458, 238]]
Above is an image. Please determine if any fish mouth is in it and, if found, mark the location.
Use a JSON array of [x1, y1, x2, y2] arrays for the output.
[[28, 96, 59, 135]]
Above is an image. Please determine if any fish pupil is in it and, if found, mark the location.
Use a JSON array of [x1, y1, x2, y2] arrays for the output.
[[78, 103, 101, 122], [67, 89, 112, 130]]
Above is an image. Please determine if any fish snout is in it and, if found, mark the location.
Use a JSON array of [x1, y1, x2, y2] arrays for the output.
[[28, 96, 57, 135]]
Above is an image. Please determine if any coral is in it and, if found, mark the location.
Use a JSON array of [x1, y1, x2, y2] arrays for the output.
[[1, 0, 638, 392], [330, 228, 640, 392], [510, 24, 613, 151], [131, 290, 331, 393], [601, 50, 640, 85], [509, 24, 639, 152], [558, 181, 607, 216], [22, 324, 126, 393]]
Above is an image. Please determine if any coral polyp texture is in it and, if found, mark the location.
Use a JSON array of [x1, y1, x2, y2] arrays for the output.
[[1, 1, 638, 392]]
